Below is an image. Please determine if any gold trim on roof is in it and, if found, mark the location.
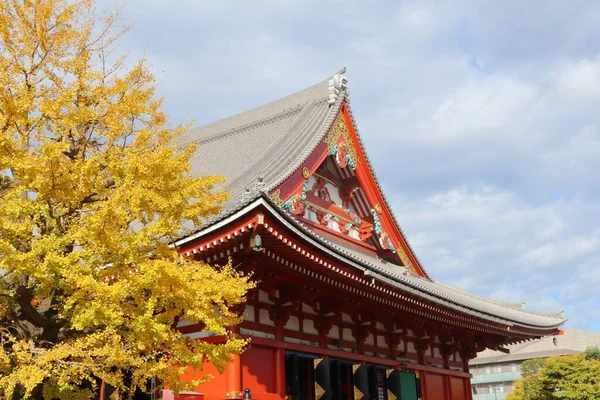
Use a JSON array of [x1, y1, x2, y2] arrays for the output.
[[398, 251, 413, 271], [326, 114, 359, 165], [270, 189, 283, 206], [302, 166, 310, 178]]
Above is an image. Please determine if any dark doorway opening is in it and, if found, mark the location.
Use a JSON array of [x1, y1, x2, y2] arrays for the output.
[[286, 352, 316, 400]]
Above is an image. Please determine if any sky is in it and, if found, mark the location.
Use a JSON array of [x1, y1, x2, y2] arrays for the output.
[[99, 0, 600, 331]]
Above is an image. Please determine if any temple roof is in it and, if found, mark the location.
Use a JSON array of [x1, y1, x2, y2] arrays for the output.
[[176, 195, 565, 330], [179, 69, 345, 210], [470, 329, 600, 364], [177, 70, 566, 331]]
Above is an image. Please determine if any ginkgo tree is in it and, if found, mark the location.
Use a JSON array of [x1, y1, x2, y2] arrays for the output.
[[0, 0, 253, 398]]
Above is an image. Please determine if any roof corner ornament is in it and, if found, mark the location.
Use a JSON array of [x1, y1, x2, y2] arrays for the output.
[[328, 72, 348, 105], [241, 176, 267, 203], [252, 234, 263, 252], [254, 175, 266, 193], [241, 186, 252, 203]]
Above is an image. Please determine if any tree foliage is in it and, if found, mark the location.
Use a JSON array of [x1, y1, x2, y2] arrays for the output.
[[521, 358, 546, 377], [507, 353, 600, 400], [0, 0, 253, 398], [584, 346, 600, 361]]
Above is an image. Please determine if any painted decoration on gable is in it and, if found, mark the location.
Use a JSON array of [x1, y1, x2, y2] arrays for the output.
[[282, 194, 305, 215], [270, 189, 284, 206], [371, 209, 396, 253], [379, 232, 396, 253], [329, 141, 356, 170], [326, 114, 358, 168], [274, 111, 423, 272], [282, 170, 374, 242], [334, 142, 348, 168]]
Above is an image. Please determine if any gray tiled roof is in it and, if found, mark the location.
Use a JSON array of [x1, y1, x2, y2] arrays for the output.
[[178, 71, 566, 331], [296, 232, 564, 329], [179, 69, 346, 212], [471, 329, 600, 364]]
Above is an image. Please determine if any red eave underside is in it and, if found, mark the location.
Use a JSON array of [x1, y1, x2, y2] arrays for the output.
[[177, 204, 559, 339]]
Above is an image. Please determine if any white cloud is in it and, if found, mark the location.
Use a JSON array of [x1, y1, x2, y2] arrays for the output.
[[391, 185, 600, 328]]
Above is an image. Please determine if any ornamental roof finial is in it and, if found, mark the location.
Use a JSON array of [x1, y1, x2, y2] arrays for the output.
[[254, 174, 266, 193], [241, 186, 252, 203], [328, 70, 348, 105]]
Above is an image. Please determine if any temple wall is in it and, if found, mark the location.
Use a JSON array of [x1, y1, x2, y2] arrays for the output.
[[178, 298, 474, 400], [178, 361, 225, 400], [424, 372, 445, 399], [241, 346, 279, 400]]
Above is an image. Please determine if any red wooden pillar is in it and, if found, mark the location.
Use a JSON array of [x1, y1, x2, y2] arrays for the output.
[[418, 371, 428, 400], [274, 327, 286, 399], [225, 326, 242, 399], [465, 377, 474, 400], [444, 375, 453, 400]]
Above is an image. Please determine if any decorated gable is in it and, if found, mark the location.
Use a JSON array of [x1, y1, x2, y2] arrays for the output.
[[271, 105, 426, 277]]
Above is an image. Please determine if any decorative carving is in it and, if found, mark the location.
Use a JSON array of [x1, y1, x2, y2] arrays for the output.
[[356, 323, 372, 347], [301, 179, 310, 201], [329, 141, 356, 170], [317, 316, 336, 337], [370, 209, 415, 270], [389, 333, 402, 349], [354, 388, 364, 400], [315, 383, 326, 400], [270, 189, 283, 206], [326, 114, 358, 167], [302, 166, 310, 178], [352, 364, 364, 400], [375, 204, 383, 214], [268, 304, 294, 326], [371, 208, 383, 235], [282, 194, 305, 215], [378, 231, 397, 254], [440, 343, 455, 369], [415, 338, 430, 353], [314, 358, 326, 400]]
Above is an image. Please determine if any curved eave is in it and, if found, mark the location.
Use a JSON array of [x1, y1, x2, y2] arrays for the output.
[[175, 195, 566, 332]]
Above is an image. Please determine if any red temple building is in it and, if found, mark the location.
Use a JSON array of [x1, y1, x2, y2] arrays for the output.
[[171, 69, 565, 400]]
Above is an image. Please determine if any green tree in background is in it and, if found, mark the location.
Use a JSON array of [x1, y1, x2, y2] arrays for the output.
[[521, 358, 546, 377], [584, 346, 600, 361], [507, 350, 600, 400]]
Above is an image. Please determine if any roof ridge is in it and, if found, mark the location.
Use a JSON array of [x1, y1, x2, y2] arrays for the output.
[[432, 280, 564, 319], [180, 68, 346, 147], [265, 91, 346, 191]]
